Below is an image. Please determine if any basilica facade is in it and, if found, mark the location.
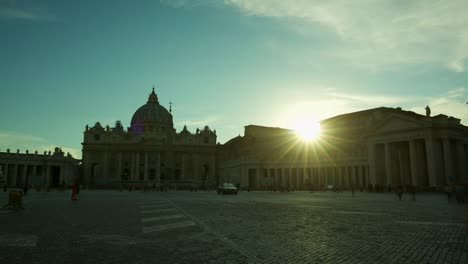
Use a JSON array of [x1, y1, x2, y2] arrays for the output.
[[81, 87, 468, 191], [81, 88, 217, 188]]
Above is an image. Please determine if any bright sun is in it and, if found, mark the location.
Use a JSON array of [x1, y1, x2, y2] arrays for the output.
[[293, 121, 321, 141]]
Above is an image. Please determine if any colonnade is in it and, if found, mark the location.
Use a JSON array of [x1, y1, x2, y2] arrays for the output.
[[243, 164, 369, 190], [369, 137, 467, 188], [0, 162, 63, 187]]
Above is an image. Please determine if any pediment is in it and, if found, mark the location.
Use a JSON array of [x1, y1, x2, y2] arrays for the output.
[[372, 114, 428, 133]]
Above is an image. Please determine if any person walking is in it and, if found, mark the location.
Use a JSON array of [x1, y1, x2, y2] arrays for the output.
[[444, 185, 452, 203], [396, 185, 403, 201], [71, 183, 77, 201], [409, 185, 416, 201], [75, 183, 81, 200]]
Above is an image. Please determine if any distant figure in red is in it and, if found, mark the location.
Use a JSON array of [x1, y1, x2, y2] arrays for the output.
[[71, 183, 78, 201]]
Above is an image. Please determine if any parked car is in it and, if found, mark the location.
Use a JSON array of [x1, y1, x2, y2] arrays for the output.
[[217, 183, 238, 195]]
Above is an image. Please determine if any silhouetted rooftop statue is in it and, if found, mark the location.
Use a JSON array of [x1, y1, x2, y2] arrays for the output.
[[425, 105, 431, 117]]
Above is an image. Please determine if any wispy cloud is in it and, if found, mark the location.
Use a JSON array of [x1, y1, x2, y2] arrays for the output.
[[276, 87, 468, 129], [0, 130, 80, 158], [224, 0, 468, 72], [410, 87, 468, 124], [0, 130, 45, 144], [175, 116, 218, 130], [328, 92, 425, 105], [0, 1, 54, 21]]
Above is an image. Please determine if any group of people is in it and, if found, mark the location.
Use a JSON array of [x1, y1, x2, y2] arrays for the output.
[[393, 185, 417, 201], [444, 184, 465, 204]]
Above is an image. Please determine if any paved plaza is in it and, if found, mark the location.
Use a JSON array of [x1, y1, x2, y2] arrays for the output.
[[0, 190, 467, 264]]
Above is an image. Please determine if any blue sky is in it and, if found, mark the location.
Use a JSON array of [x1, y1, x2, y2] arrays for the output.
[[1, 0, 467, 158]]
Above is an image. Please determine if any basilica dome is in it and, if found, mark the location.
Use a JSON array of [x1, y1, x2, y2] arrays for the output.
[[130, 88, 173, 131]]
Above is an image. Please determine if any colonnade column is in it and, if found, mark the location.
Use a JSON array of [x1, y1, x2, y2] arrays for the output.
[[409, 140, 418, 186], [456, 142, 466, 181], [384, 143, 392, 186], [21, 164, 27, 185], [340, 167, 345, 187], [45, 165, 50, 186], [442, 138, 453, 184], [343, 167, 348, 188], [368, 143, 376, 185], [32, 165, 37, 183], [425, 138, 437, 187], [340, 167, 344, 186], [4, 163, 9, 185]]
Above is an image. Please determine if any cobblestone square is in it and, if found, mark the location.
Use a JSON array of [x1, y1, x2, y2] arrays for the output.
[[0, 190, 467, 264]]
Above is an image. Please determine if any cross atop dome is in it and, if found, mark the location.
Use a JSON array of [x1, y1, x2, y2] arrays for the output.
[[148, 85, 159, 103]]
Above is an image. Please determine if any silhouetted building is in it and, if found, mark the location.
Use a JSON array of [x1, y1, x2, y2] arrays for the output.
[[0, 147, 80, 187], [82, 87, 217, 188], [218, 107, 468, 190]]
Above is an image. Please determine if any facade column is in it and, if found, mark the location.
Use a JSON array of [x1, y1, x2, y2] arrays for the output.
[[136, 152, 140, 181], [442, 138, 453, 184], [425, 138, 437, 187], [181, 154, 186, 180], [241, 165, 247, 188], [157, 153, 161, 184], [358, 165, 364, 187], [144, 152, 149, 182], [256, 167, 261, 189], [384, 143, 393, 186], [193, 154, 199, 182], [211, 154, 216, 182], [59, 165, 64, 185], [117, 152, 122, 180], [131, 152, 135, 180], [103, 152, 109, 185], [409, 140, 419, 186]]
